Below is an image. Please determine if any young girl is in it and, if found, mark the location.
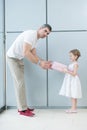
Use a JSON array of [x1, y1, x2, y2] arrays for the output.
[[59, 49, 82, 113]]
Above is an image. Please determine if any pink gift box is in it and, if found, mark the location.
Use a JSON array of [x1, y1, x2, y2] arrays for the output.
[[51, 61, 67, 72]]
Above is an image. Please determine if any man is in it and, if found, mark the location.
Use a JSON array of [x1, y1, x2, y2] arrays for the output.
[[6, 24, 52, 117]]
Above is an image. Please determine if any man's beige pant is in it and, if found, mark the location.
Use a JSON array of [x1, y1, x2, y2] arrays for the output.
[[6, 56, 27, 111]]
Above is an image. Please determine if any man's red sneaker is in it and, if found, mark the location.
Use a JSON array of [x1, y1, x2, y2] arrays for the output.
[[18, 108, 34, 112], [27, 108, 34, 111], [18, 110, 35, 117]]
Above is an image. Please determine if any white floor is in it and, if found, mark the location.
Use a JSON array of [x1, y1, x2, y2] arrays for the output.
[[0, 109, 87, 130]]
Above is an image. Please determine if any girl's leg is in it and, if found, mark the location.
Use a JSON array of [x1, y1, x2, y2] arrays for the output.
[[71, 98, 77, 110], [66, 98, 77, 113]]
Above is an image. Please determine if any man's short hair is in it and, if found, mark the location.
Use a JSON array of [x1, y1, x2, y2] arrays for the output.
[[41, 24, 52, 32]]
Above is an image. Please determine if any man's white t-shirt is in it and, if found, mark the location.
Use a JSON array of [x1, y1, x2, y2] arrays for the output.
[[7, 30, 38, 59]]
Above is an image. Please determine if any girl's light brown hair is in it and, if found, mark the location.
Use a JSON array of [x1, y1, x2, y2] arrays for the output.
[[69, 49, 81, 60]]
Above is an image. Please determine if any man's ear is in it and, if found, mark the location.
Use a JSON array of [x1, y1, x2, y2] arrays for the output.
[[39, 27, 43, 30]]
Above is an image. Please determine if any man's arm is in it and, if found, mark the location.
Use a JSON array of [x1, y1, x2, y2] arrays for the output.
[[23, 43, 51, 69], [23, 43, 39, 64]]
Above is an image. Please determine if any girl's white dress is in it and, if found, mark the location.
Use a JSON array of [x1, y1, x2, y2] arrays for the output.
[[59, 62, 82, 98]]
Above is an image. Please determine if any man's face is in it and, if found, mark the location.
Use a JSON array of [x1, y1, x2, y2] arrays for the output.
[[38, 27, 51, 38]]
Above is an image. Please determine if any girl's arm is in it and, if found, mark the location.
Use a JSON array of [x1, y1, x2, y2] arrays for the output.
[[63, 64, 78, 76]]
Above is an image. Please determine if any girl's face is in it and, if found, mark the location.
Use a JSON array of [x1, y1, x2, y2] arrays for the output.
[[69, 52, 77, 62]]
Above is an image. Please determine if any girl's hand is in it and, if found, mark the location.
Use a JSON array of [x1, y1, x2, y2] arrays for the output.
[[63, 68, 68, 73]]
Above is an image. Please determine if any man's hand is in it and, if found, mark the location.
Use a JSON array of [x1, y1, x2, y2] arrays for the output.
[[39, 60, 52, 69]]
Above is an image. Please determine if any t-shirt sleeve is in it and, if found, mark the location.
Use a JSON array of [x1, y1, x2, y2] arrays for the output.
[[24, 33, 34, 45]]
